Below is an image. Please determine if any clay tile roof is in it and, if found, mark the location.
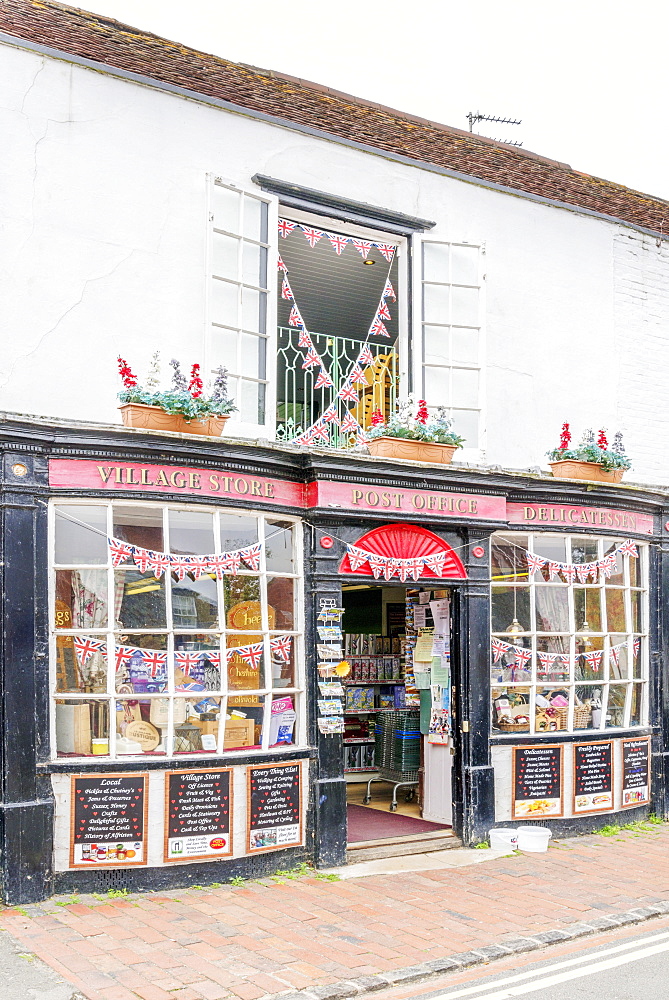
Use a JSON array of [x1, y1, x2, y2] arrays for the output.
[[2, 0, 668, 236]]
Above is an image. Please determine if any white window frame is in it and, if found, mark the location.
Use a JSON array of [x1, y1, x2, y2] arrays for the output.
[[49, 498, 305, 761], [414, 237, 486, 461], [205, 175, 279, 439]]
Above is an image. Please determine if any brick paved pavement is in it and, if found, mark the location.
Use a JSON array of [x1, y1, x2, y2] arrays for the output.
[[1, 826, 669, 1000]]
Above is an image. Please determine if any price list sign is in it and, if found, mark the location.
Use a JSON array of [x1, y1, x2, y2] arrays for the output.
[[512, 744, 563, 819], [573, 741, 614, 814], [164, 768, 233, 862], [622, 737, 651, 808], [247, 761, 303, 853], [70, 773, 148, 868]]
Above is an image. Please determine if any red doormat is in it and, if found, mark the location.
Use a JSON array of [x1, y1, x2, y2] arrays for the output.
[[347, 803, 450, 843]]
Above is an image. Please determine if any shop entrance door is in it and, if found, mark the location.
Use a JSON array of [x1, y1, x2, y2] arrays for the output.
[[341, 582, 459, 857]]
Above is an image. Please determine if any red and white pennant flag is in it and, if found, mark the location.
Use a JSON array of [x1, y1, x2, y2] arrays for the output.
[[108, 537, 133, 567], [278, 219, 297, 239]]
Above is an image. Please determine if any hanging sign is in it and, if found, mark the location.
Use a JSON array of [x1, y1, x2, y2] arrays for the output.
[[573, 741, 614, 814], [70, 773, 148, 868], [164, 768, 233, 862], [507, 502, 653, 536], [512, 745, 563, 819], [247, 761, 303, 853], [622, 737, 651, 807]]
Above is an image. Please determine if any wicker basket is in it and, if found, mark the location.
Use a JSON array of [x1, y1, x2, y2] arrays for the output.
[[549, 705, 592, 729], [497, 717, 530, 733]]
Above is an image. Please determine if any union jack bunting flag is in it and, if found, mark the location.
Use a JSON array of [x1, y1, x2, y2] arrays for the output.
[[583, 649, 603, 671], [239, 543, 262, 571], [396, 561, 412, 583], [270, 634, 293, 662], [561, 563, 576, 584], [349, 364, 367, 385], [367, 553, 386, 580], [302, 226, 324, 247], [377, 301, 392, 321], [277, 254, 287, 271], [293, 430, 315, 446], [633, 637, 640, 656], [537, 650, 559, 671], [619, 539, 638, 558], [346, 544, 369, 571], [512, 646, 532, 667], [114, 645, 135, 671], [547, 561, 561, 581], [408, 559, 424, 581], [357, 345, 374, 365], [175, 651, 204, 676], [222, 552, 241, 575], [310, 420, 331, 443], [328, 232, 349, 255], [277, 218, 297, 239], [322, 403, 339, 424], [383, 558, 400, 581], [525, 551, 546, 576], [108, 537, 133, 567], [236, 642, 264, 669], [352, 238, 372, 259], [423, 551, 447, 576], [314, 368, 334, 389], [204, 652, 221, 668], [73, 635, 105, 665], [370, 318, 389, 337], [491, 637, 511, 662], [356, 427, 370, 445], [148, 551, 172, 579], [207, 553, 229, 579], [340, 411, 359, 433], [141, 649, 168, 678], [297, 329, 313, 348], [187, 556, 208, 581], [383, 279, 396, 300], [375, 243, 395, 262], [598, 557, 613, 580], [288, 305, 303, 327], [337, 382, 359, 403], [575, 564, 590, 584], [609, 644, 622, 667], [302, 350, 321, 369], [132, 547, 154, 574], [170, 556, 192, 582], [281, 277, 293, 300]]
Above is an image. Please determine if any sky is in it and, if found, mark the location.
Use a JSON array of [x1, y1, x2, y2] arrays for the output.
[[72, 0, 669, 201]]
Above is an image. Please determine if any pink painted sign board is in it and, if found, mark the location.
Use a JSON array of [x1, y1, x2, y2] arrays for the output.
[[507, 502, 653, 536]]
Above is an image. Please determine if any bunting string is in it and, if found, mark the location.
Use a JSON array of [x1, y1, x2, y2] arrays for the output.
[[109, 537, 262, 579], [72, 634, 293, 673], [492, 636, 641, 674], [345, 543, 449, 581], [525, 539, 638, 583]]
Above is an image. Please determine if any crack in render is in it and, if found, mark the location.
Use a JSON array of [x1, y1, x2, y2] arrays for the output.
[[0, 251, 136, 390]]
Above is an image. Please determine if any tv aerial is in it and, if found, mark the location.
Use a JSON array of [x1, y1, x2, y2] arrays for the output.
[[467, 111, 523, 147]]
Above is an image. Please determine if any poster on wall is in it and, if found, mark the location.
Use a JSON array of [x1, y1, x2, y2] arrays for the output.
[[164, 768, 233, 862], [622, 737, 651, 808], [573, 741, 614, 814], [70, 773, 148, 868], [512, 745, 563, 819], [247, 761, 303, 853]]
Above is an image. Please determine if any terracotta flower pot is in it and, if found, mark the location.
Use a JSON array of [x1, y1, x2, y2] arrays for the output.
[[119, 403, 229, 437], [549, 460, 624, 484], [368, 436, 458, 465]]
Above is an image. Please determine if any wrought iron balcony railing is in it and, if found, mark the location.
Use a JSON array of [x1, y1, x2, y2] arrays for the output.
[[275, 327, 399, 445]]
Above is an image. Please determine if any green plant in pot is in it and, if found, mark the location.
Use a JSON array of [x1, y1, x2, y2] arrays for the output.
[[367, 398, 465, 464], [117, 354, 236, 436], [547, 423, 631, 483]]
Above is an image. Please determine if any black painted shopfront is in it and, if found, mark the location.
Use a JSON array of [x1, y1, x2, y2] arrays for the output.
[[1, 414, 668, 903]]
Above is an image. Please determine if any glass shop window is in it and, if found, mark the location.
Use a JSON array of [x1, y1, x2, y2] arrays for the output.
[[51, 502, 302, 760], [490, 532, 648, 737]]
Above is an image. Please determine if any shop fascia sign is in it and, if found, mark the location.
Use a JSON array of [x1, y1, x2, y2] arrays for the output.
[[48, 459, 505, 521], [507, 502, 653, 536]]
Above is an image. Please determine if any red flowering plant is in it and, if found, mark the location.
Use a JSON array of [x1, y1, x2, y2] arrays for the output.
[[547, 423, 631, 472], [117, 353, 236, 421], [367, 396, 464, 447]]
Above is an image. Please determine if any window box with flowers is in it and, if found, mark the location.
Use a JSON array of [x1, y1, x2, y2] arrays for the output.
[[117, 355, 237, 437], [548, 424, 631, 483], [367, 398, 465, 464]]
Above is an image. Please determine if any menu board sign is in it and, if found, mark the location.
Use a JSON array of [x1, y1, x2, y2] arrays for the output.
[[622, 737, 651, 807], [164, 769, 233, 862], [70, 773, 148, 868], [247, 762, 303, 853], [573, 741, 614, 814], [512, 745, 563, 819]]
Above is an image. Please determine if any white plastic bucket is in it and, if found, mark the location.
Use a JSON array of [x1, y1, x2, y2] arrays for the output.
[[516, 826, 552, 852], [489, 828, 518, 850]]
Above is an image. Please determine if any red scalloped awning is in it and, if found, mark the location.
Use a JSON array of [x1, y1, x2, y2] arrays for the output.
[[339, 523, 467, 579]]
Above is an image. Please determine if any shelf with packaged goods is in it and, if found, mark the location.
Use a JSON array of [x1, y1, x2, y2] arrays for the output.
[[343, 738, 375, 744], [344, 680, 404, 686]]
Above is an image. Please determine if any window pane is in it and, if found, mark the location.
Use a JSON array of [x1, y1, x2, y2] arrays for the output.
[[242, 196, 263, 241], [265, 520, 294, 573], [269, 695, 296, 746], [450, 286, 479, 325], [630, 590, 642, 632], [605, 684, 627, 728], [212, 184, 240, 233], [536, 587, 569, 632], [220, 514, 258, 553], [212, 232, 239, 279], [450, 244, 479, 285], [225, 582, 262, 626], [240, 379, 264, 423], [608, 635, 628, 680], [115, 700, 166, 755], [536, 637, 570, 683], [605, 589, 626, 633], [571, 538, 599, 564], [451, 409, 478, 446], [451, 327, 479, 364], [603, 542, 624, 585], [491, 536, 529, 584], [575, 635, 603, 680], [491, 587, 531, 633], [224, 702, 264, 750], [423, 283, 450, 323], [424, 365, 449, 400], [56, 635, 108, 693], [172, 576, 219, 630], [242, 242, 265, 286], [113, 506, 163, 551], [169, 510, 215, 555], [55, 699, 109, 756], [227, 635, 265, 692], [451, 367, 478, 408], [422, 241, 450, 278], [240, 333, 263, 378], [174, 635, 221, 692], [115, 634, 168, 693], [630, 683, 643, 726], [55, 505, 107, 564], [267, 577, 295, 630], [424, 325, 450, 365], [173, 697, 222, 754], [574, 588, 602, 632], [115, 569, 166, 629], [211, 326, 238, 371], [536, 687, 571, 733], [574, 685, 602, 729], [491, 685, 531, 734], [271, 641, 296, 689], [629, 554, 639, 587], [55, 569, 107, 629], [491, 638, 531, 684], [534, 536, 567, 578], [211, 278, 239, 328], [632, 637, 643, 678]]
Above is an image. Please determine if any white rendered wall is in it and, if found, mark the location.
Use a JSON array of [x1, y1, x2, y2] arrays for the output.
[[2, 42, 669, 482]]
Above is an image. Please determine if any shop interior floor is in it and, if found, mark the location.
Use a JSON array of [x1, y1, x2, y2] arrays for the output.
[[346, 779, 423, 818], [347, 802, 450, 843]]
